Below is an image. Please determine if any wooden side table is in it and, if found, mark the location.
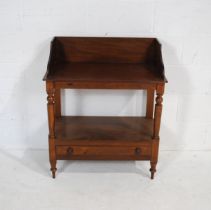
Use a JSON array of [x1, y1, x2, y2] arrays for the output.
[[43, 37, 167, 179]]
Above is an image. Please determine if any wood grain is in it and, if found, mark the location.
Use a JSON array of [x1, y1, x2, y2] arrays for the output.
[[55, 116, 153, 143]]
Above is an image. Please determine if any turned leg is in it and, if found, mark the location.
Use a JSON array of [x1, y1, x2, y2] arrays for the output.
[[150, 162, 157, 179], [47, 81, 57, 178], [49, 138, 57, 178], [153, 85, 164, 139], [150, 84, 164, 179]]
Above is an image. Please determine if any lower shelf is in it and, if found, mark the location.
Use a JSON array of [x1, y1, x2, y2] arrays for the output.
[[55, 116, 154, 145], [54, 116, 154, 160]]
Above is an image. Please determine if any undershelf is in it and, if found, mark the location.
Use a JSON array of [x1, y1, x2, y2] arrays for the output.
[[55, 116, 154, 146]]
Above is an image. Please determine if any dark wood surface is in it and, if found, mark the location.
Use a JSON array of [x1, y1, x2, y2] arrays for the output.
[[44, 37, 167, 179], [50, 37, 155, 63], [45, 63, 164, 83], [43, 37, 167, 84], [55, 116, 153, 143]]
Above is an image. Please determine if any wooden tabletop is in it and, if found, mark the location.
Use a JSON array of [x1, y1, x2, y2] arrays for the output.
[[44, 62, 165, 83]]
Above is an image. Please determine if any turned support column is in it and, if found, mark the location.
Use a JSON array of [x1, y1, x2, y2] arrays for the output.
[[46, 81, 57, 178], [150, 84, 164, 179]]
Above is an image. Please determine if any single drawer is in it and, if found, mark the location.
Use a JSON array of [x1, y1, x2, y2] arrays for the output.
[[56, 145, 151, 160]]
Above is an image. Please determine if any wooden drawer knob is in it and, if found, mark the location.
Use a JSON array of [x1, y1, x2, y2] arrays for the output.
[[135, 147, 141, 155], [66, 147, 74, 155]]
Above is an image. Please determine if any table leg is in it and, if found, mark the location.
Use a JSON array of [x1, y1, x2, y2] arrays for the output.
[[46, 81, 57, 178], [150, 84, 164, 179]]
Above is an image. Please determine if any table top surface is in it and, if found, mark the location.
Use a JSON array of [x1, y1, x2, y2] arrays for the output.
[[44, 62, 166, 83]]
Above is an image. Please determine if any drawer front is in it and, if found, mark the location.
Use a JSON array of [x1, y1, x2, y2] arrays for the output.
[[56, 145, 151, 160]]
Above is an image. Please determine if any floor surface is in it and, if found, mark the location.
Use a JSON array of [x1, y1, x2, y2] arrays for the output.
[[0, 150, 210, 210]]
